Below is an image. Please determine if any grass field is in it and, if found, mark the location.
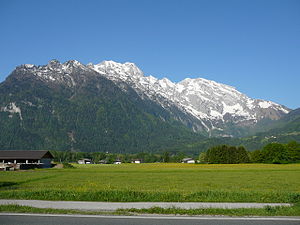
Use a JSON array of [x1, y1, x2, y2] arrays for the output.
[[0, 163, 299, 203]]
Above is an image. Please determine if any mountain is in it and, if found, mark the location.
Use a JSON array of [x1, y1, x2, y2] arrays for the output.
[[0, 59, 294, 153], [172, 108, 300, 153], [88, 60, 290, 137], [254, 108, 300, 142], [0, 60, 202, 152], [223, 108, 300, 151]]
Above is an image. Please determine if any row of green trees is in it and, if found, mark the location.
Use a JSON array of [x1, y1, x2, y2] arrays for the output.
[[250, 141, 300, 164], [199, 141, 300, 164], [51, 141, 300, 164], [199, 145, 249, 164], [50, 150, 188, 164]]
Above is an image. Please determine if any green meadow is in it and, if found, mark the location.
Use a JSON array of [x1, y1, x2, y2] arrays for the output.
[[0, 163, 299, 203]]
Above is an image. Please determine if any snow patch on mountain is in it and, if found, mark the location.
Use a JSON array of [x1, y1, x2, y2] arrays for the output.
[[0, 102, 23, 120], [259, 101, 273, 108]]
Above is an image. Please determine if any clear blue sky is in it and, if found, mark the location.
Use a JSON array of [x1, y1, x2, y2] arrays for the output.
[[0, 0, 299, 109]]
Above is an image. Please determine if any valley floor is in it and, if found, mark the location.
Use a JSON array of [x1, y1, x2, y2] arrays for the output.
[[0, 163, 299, 203]]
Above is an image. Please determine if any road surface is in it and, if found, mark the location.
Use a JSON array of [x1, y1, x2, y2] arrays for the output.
[[1, 213, 300, 225]]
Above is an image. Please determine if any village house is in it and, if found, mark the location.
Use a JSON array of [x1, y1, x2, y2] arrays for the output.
[[77, 158, 92, 164], [182, 158, 195, 164], [113, 159, 122, 164], [131, 159, 142, 164], [0, 150, 54, 170]]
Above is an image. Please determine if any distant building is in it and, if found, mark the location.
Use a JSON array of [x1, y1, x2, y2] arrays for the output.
[[78, 158, 92, 164], [182, 158, 195, 164], [131, 159, 142, 164], [0, 150, 54, 170], [114, 159, 122, 164]]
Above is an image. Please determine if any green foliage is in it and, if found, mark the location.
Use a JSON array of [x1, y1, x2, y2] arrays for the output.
[[50, 151, 188, 164], [0, 204, 123, 216], [286, 141, 300, 162], [62, 163, 75, 168], [262, 143, 290, 163], [250, 150, 264, 163], [162, 151, 170, 162], [205, 145, 249, 164], [202, 141, 300, 164], [198, 152, 207, 163], [255, 142, 300, 164]]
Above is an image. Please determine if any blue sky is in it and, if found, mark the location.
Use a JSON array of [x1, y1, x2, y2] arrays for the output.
[[0, 0, 299, 109]]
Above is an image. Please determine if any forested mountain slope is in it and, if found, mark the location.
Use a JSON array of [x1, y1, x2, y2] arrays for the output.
[[0, 60, 201, 152]]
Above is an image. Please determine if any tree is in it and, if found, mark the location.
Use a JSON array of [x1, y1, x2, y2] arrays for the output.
[[261, 143, 289, 163], [286, 141, 300, 162], [205, 145, 249, 164], [250, 150, 264, 163], [236, 146, 250, 163], [162, 151, 170, 162], [199, 152, 207, 163]]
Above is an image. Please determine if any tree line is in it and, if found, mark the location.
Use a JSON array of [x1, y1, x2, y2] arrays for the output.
[[199, 141, 300, 164], [50, 150, 187, 164], [51, 141, 300, 164]]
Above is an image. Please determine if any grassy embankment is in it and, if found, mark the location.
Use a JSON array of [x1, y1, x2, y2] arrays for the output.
[[1, 204, 300, 216], [0, 163, 299, 203]]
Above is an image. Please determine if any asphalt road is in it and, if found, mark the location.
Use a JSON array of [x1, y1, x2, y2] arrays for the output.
[[1, 214, 300, 225]]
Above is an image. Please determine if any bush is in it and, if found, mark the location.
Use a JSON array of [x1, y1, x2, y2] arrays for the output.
[[62, 163, 75, 168]]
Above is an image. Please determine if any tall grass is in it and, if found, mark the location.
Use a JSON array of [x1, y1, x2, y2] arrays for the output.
[[0, 189, 299, 203]]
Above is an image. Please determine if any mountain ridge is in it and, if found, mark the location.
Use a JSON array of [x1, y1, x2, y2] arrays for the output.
[[0, 59, 297, 153], [88, 60, 290, 136], [1, 59, 292, 138]]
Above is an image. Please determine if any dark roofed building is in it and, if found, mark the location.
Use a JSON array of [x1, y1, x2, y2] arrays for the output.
[[0, 150, 54, 170]]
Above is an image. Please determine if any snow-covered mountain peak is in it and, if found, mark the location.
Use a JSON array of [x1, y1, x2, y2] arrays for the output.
[[46, 59, 64, 71], [158, 77, 175, 88], [63, 60, 83, 67], [91, 60, 144, 78], [15, 60, 93, 88], [48, 59, 61, 65]]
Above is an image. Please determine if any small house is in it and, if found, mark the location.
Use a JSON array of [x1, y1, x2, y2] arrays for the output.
[[113, 159, 122, 164], [131, 159, 142, 164], [78, 158, 92, 164], [182, 158, 195, 164], [0, 150, 54, 169]]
